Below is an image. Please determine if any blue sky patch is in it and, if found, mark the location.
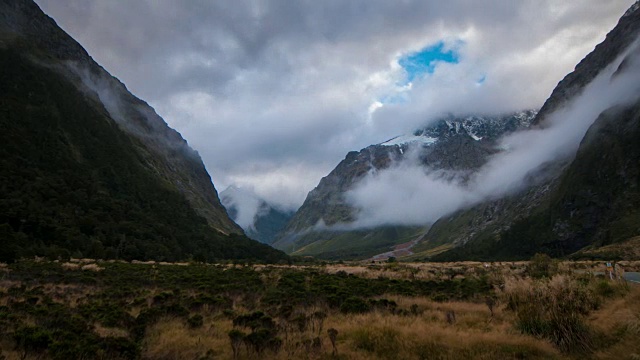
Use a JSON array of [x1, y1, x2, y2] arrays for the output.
[[398, 41, 460, 83]]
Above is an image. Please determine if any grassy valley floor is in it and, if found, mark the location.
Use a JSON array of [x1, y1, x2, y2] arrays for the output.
[[0, 259, 638, 359]]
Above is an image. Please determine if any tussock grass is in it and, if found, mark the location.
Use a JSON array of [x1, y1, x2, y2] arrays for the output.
[[1, 259, 639, 359], [142, 316, 230, 360], [330, 312, 560, 360]]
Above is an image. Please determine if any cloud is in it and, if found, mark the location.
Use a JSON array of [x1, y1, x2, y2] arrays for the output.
[[34, 0, 635, 210], [220, 186, 265, 231], [345, 39, 640, 228]]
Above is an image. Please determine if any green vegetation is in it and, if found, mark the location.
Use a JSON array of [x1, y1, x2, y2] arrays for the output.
[[0, 48, 286, 264], [432, 103, 640, 262], [0, 260, 491, 359], [0, 259, 638, 359], [288, 226, 427, 260]]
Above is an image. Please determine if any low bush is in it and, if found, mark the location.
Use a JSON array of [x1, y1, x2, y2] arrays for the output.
[[340, 297, 371, 314]]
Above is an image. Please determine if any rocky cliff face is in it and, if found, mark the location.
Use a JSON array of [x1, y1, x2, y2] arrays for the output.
[[0, 0, 241, 235], [535, 2, 640, 126], [274, 111, 536, 259]]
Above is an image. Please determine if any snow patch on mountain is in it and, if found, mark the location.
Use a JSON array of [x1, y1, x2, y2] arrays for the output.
[[380, 135, 438, 146]]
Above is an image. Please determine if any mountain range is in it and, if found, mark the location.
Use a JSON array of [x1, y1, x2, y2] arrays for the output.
[[272, 2, 640, 261], [3, 0, 640, 264], [272, 111, 538, 259]]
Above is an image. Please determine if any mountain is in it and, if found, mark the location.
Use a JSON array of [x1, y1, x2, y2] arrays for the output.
[[220, 186, 294, 244], [418, 2, 640, 261], [0, 0, 287, 263], [273, 111, 537, 259], [277, 1, 640, 261]]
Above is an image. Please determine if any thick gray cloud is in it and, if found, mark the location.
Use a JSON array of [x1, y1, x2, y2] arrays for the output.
[[35, 0, 635, 211], [347, 40, 640, 228]]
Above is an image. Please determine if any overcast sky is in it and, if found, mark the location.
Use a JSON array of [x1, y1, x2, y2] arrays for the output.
[[35, 0, 635, 211]]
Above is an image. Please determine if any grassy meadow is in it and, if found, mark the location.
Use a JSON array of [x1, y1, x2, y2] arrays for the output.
[[0, 258, 638, 359]]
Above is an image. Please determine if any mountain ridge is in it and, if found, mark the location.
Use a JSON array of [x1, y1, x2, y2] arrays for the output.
[[274, 110, 537, 259], [0, 0, 241, 235], [276, 1, 640, 261], [422, 2, 640, 261], [0, 0, 288, 263]]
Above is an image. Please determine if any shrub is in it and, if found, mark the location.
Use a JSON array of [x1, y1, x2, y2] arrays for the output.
[[187, 314, 204, 328], [228, 329, 245, 359], [340, 297, 371, 314], [592, 279, 628, 298], [502, 275, 598, 353], [13, 326, 52, 360], [528, 253, 558, 279]]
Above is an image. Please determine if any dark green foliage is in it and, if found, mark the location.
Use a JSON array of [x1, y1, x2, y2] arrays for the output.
[[244, 329, 278, 354], [100, 337, 140, 360], [369, 298, 398, 313], [13, 326, 51, 359], [233, 312, 275, 332], [528, 253, 558, 279], [187, 314, 204, 328], [434, 102, 640, 262], [280, 226, 426, 260], [228, 329, 245, 359], [1, 260, 491, 359], [0, 48, 287, 264], [340, 297, 371, 314]]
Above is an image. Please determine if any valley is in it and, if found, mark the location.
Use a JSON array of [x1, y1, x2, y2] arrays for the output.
[[2, 0, 640, 358]]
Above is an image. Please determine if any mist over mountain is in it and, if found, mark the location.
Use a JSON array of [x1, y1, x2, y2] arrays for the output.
[[0, 0, 287, 263], [220, 186, 294, 244], [273, 111, 537, 259], [3, 0, 639, 264], [275, 2, 640, 260], [426, 5, 640, 261]]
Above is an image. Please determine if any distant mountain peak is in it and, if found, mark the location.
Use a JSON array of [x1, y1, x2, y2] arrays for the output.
[[273, 110, 537, 258]]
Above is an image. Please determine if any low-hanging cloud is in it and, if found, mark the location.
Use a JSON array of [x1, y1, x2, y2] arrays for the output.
[[345, 39, 640, 229], [34, 0, 634, 210], [220, 186, 266, 232]]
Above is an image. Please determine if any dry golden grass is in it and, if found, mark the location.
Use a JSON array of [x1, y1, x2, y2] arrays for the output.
[[3, 260, 638, 360], [138, 292, 564, 360], [94, 323, 130, 338], [142, 316, 232, 360], [136, 265, 640, 360], [575, 237, 640, 261], [590, 285, 640, 359]]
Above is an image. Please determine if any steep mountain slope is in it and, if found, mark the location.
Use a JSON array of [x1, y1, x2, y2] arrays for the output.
[[274, 111, 536, 259], [0, 0, 287, 263], [220, 186, 294, 244], [424, 2, 640, 261]]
